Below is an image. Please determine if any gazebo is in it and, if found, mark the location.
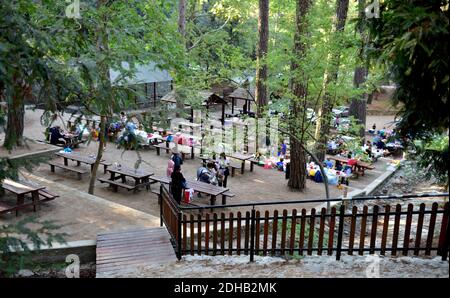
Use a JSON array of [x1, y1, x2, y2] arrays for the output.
[[160, 90, 228, 125], [227, 87, 256, 116], [110, 62, 173, 107]]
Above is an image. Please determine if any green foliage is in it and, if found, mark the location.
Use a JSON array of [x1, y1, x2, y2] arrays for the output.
[[367, 0, 449, 140], [0, 216, 67, 277], [413, 135, 449, 186]]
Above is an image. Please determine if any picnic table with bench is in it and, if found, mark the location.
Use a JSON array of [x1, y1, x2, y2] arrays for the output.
[[226, 153, 253, 175], [326, 155, 375, 177], [98, 165, 154, 192], [152, 139, 196, 160], [148, 176, 234, 206], [197, 155, 242, 177], [0, 179, 58, 216], [49, 152, 112, 180]]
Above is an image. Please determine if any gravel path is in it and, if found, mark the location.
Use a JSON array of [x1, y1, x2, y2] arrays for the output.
[[104, 254, 448, 278]]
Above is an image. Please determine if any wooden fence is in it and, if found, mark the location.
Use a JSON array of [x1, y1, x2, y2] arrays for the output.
[[160, 186, 449, 261], [159, 184, 182, 258]]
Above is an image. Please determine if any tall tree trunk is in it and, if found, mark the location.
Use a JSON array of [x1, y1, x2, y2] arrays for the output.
[[3, 81, 25, 149], [176, 0, 187, 117], [255, 0, 269, 117], [288, 0, 312, 190], [89, 0, 110, 195], [349, 0, 368, 139], [314, 0, 349, 162], [178, 0, 186, 38]]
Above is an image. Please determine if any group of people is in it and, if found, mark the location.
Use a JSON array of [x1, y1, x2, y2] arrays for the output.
[[48, 125, 82, 147], [167, 150, 231, 204]]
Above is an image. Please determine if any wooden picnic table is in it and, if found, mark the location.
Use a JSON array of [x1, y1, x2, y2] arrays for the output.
[[149, 176, 231, 206], [226, 153, 253, 175], [102, 165, 154, 192], [1, 179, 46, 216], [55, 151, 111, 173], [326, 155, 374, 176]]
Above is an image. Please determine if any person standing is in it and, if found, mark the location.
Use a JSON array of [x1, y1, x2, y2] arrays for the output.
[[170, 165, 186, 205], [216, 152, 230, 187], [171, 147, 183, 167]]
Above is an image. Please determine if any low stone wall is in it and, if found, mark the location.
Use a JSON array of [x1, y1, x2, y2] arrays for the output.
[[6, 240, 96, 266]]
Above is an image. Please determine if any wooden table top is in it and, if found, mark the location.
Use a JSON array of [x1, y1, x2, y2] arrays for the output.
[[227, 153, 253, 161], [56, 152, 109, 165], [150, 176, 229, 196], [1, 179, 45, 195], [56, 152, 96, 164], [107, 166, 154, 179], [326, 155, 374, 169]]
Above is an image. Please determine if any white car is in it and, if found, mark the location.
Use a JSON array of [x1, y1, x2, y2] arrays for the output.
[[306, 108, 317, 123], [332, 106, 349, 117]]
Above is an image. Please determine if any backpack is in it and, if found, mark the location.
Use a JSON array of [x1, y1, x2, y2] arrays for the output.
[[314, 170, 323, 183]]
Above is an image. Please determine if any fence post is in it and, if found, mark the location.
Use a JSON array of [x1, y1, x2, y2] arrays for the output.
[[250, 207, 256, 262], [159, 184, 163, 227], [442, 210, 449, 261], [177, 211, 183, 260], [336, 204, 345, 260]]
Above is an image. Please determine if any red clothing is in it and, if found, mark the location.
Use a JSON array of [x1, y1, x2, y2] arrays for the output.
[[347, 159, 357, 166]]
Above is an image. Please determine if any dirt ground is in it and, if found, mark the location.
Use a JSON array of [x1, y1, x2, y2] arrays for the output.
[[0, 108, 397, 242]]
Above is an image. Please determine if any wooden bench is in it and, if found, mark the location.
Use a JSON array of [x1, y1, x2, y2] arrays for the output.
[[48, 161, 89, 180], [221, 191, 235, 205], [152, 143, 170, 155], [0, 202, 14, 215], [97, 177, 136, 192], [38, 189, 59, 202], [229, 162, 242, 177], [100, 161, 112, 174]]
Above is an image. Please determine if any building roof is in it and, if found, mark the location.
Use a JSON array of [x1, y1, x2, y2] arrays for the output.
[[160, 90, 226, 106], [227, 87, 255, 101], [110, 62, 172, 85]]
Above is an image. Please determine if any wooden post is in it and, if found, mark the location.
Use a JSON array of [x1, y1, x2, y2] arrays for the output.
[[336, 204, 345, 260], [177, 211, 182, 260], [250, 208, 256, 262]]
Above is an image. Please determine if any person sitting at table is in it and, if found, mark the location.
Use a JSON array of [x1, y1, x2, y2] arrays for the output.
[[276, 158, 285, 171], [120, 111, 127, 124], [346, 153, 358, 172], [324, 158, 334, 169], [334, 160, 343, 171], [170, 165, 186, 205], [376, 138, 386, 150], [368, 123, 376, 134], [49, 126, 67, 146], [197, 162, 215, 184]]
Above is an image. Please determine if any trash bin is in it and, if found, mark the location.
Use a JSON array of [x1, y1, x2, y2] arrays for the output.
[[285, 162, 290, 179]]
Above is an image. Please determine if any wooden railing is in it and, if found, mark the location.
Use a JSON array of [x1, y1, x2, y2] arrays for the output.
[[159, 184, 182, 259], [160, 191, 449, 261]]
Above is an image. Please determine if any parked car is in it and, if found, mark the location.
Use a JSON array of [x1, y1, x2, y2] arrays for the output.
[[306, 108, 317, 123], [332, 106, 349, 117]]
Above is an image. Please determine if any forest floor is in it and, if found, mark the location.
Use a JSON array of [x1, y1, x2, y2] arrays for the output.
[[0, 109, 398, 242]]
